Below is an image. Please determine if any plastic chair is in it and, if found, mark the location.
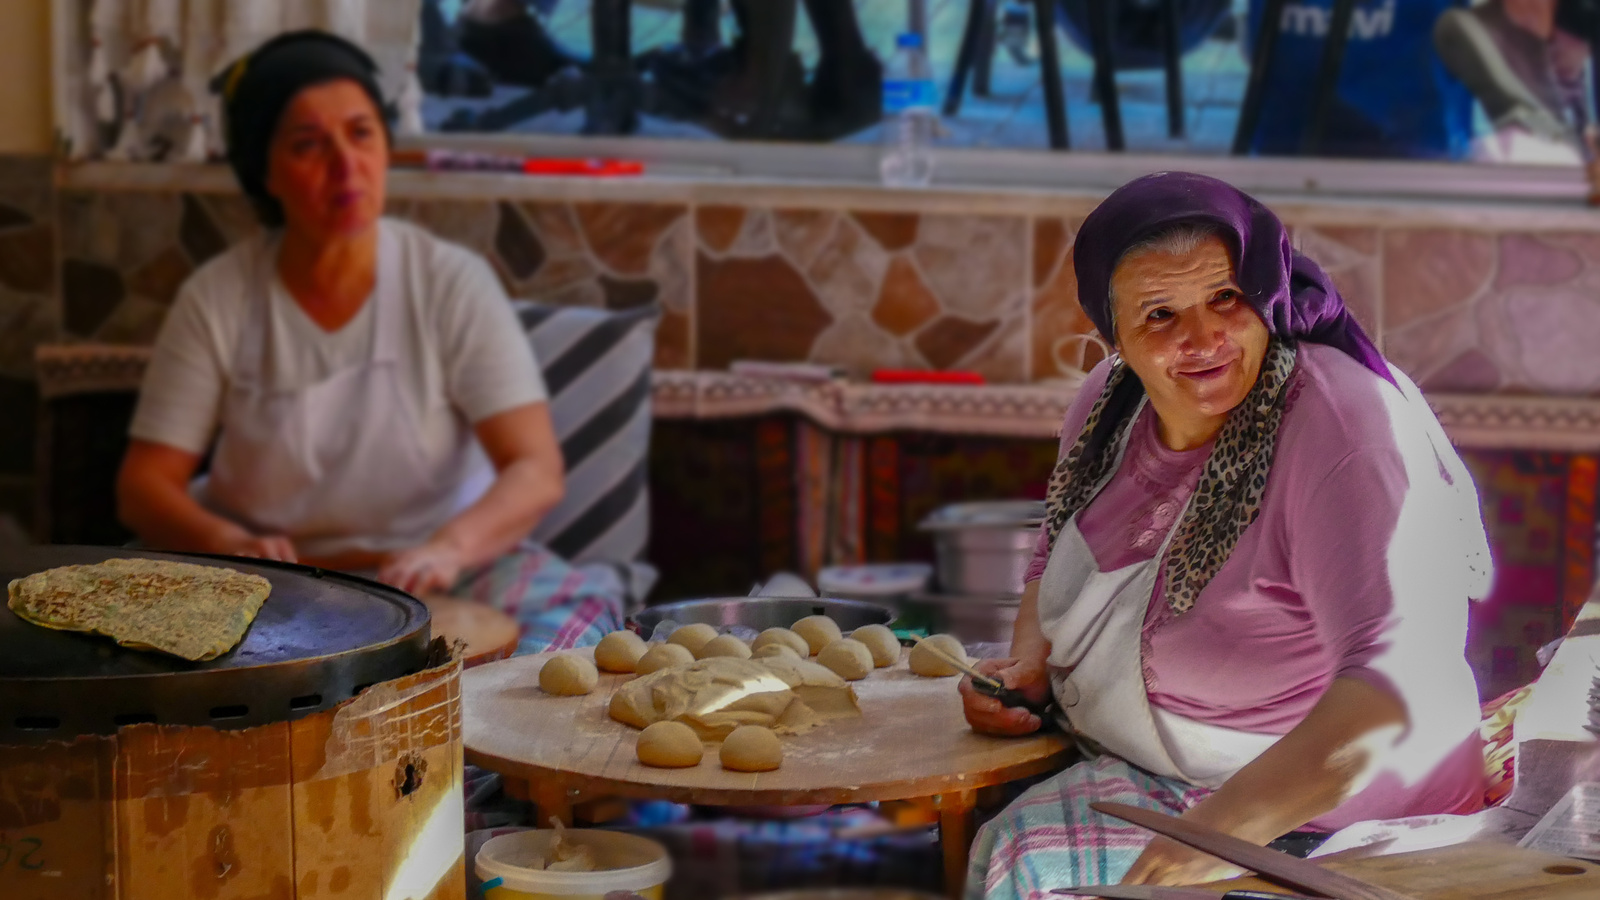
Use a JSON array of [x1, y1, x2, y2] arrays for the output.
[[943, 0, 1218, 151], [1232, 0, 1360, 155], [945, 0, 1072, 148]]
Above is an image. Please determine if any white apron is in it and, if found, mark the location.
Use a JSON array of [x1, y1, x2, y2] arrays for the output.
[[1036, 400, 1282, 790], [197, 223, 493, 558]]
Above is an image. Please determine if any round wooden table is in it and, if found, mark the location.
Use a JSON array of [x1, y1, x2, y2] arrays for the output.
[[420, 595, 521, 668], [463, 648, 1073, 898]]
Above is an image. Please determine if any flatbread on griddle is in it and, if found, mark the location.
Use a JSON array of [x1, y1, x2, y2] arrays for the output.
[[7, 558, 271, 661]]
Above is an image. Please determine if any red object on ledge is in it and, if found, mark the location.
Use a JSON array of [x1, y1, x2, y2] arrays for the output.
[[870, 369, 987, 385]]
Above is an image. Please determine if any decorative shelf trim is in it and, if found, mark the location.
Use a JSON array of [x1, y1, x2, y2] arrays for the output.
[[34, 346, 1600, 450]]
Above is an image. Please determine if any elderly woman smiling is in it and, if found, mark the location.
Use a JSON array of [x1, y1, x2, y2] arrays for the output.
[[960, 174, 1492, 898]]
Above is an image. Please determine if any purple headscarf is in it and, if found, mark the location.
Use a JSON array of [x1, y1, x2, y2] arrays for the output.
[[1073, 171, 1390, 382]]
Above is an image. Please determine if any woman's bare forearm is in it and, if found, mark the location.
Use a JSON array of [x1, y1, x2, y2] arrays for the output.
[[117, 445, 254, 554], [428, 456, 563, 569], [1178, 677, 1408, 844], [1010, 579, 1051, 665]]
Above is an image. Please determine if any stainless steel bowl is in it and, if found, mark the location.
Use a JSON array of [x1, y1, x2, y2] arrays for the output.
[[918, 500, 1044, 595], [629, 597, 893, 634]]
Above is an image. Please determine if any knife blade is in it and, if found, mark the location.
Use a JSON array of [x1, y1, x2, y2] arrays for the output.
[[1052, 887, 1318, 900], [912, 635, 1055, 718], [1091, 803, 1417, 900]]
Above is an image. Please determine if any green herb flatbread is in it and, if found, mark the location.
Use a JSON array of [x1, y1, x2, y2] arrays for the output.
[[7, 558, 271, 661]]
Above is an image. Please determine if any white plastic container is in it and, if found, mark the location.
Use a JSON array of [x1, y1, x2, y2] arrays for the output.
[[476, 829, 672, 899], [817, 563, 932, 613]]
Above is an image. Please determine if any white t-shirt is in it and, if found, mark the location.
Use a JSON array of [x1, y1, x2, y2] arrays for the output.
[[131, 218, 546, 457]]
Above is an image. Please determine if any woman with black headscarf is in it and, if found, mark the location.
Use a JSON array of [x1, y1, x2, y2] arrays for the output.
[[958, 173, 1492, 897], [117, 33, 568, 614]]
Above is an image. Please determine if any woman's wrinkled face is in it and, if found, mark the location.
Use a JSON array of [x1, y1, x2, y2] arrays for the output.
[[1109, 235, 1270, 440], [265, 80, 387, 239]]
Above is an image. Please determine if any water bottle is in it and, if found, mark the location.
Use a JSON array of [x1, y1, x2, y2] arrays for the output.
[[881, 32, 937, 187]]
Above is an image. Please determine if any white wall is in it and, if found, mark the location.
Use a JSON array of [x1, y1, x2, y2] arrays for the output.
[[0, 0, 53, 155]]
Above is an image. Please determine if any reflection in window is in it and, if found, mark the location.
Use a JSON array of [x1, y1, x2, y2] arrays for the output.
[[415, 0, 1595, 166]]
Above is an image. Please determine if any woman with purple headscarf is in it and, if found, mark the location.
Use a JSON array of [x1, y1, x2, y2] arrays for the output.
[[958, 173, 1492, 898]]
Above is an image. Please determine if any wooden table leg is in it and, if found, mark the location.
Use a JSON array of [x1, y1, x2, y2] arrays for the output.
[[532, 779, 575, 827], [937, 789, 978, 900], [504, 775, 576, 826]]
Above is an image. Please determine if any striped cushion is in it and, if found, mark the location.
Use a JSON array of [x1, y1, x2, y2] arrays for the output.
[[516, 302, 659, 564]]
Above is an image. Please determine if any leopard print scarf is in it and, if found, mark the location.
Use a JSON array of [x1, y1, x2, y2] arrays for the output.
[[1041, 339, 1299, 614]]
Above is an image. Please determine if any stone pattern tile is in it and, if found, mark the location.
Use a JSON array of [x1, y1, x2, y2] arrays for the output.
[[1382, 229, 1600, 394], [1030, 216, 1106, 382], [30, 179, 1600, 398], [695, 206, 1029, 381], [1296, 226, 1381, 343], [56, 193, 695, 369]]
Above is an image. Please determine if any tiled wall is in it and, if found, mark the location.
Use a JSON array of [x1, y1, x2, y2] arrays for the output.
[[42, 177, 1600, 395], [9, 153, 1600, 524]]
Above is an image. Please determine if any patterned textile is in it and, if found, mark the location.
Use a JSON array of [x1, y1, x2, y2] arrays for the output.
[[518, 302, 660, 565], [1461, 450, 1599, 699], [1041, 341, 1298, 616], [1478, 684, 1537, 808], [455, 542, 632, 656], [965, 755, 1212, 900]]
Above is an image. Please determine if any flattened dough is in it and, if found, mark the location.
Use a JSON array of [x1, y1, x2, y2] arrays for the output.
[[539, 654, 599, 695], [791, 615, 843, 655], [667, 622, 719, 656], [850, 624, 901, 667], [698, 634, 752, 660], [610, 656, 859, 739], [720, 725, 782, 772], [816, 638, 873, 681], [594, 630, 649, 673], [909, 633, 967, 677], [752, 627, 810, 658], [636, 721, 704, 768]]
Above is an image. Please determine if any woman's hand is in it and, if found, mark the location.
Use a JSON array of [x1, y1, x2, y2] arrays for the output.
[[378, 541, 467, 596], [214, 532, 298, 563], [960, 657, 1052, 736], [1121, 836, 1245, 887]]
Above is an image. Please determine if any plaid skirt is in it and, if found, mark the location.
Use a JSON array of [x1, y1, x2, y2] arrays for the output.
[[966, 755, 1212, 900], [455, 542, 647, 830]]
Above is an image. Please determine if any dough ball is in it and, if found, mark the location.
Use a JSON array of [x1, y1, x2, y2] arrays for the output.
[[636, 721, 704, 768], [594, 630, 649, 673], [698, 634, 752, 660], [909, 634, 968, 677], [850, 624, 901, 668], [720, 725, 782, 772], [752, 627, 810, 658], [667, 622, 719, 656], [791, 615, 843, 655], [816, 639, 873, 680], [636, 642, 696, 675], [753, 643, 801, 661], [539, 653, 599, 695]]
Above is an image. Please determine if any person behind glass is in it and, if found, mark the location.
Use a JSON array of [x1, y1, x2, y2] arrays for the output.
[[116, 31, 564, 597], [960, 173, 1491, 897]]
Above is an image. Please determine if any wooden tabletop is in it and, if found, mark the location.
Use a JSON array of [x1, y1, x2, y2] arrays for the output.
[[463, 647, 1072, 806], [421, 595, 521, 669]]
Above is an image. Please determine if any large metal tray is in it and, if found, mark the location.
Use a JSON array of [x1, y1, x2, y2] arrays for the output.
[[628, 596, 892, 635], [1, 545, 431, 743]]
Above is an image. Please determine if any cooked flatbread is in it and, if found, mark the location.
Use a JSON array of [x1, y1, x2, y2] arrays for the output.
[[7, 558, 271, 661]]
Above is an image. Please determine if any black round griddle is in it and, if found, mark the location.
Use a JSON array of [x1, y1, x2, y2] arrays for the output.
[[2, 546, 431, 744]]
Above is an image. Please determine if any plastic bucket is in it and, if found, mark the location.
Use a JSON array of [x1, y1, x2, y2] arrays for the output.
[[476, 829, 672, 899]]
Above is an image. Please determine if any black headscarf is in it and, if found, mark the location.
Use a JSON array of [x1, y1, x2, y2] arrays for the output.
[[212, 30, 392, 227]]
